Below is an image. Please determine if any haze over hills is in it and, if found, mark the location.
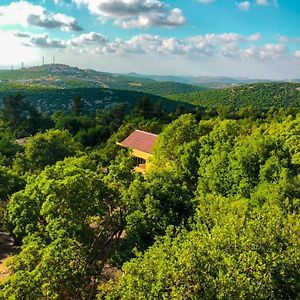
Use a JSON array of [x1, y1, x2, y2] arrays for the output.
[[0, 64, 203, 96], [125, 72, 300, 89], [0, 64, 199, 113], [1, 64, 300, 113], [1, 64, 299, 93]]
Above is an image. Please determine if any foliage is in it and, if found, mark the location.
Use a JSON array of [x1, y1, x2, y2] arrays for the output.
[[0, 65, 202, 96], [1, 155, 133, 299], [104, 113, 300, 299], [0, 130, 21, 166], [169, 82, 300, 109], [0, 166, 25, 202], [0, 84, 190, 114], [13, 129, 80, 174], [0, 82, 300, 300], [123, 81, 204, 96], [0, 93, 54, 137], [110, 196, 300, 300], [71, 95, 83, 116]]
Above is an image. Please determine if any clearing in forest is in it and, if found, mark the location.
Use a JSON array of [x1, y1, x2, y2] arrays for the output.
[[0, 232, 18, 282]]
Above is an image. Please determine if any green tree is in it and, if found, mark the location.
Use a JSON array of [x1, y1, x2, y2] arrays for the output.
[[2, 94, 23, 130], [107, 195, 300, 300], [0, 166, 25, 202], [0, 130, 21, 166], [111, 167, 195, 266], [134, 96, 152, 118], [1, 94, 51, 136], [71, 95, 83, 116], [13, 129, 80, 174], [152, 114, 199, 164], [2, 156, 132, 299]]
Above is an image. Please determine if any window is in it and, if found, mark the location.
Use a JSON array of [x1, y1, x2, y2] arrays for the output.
[[135, 157, 146, 166]]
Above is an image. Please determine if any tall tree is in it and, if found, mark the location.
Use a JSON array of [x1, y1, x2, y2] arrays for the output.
[[2, 155, 134, 299], [105, 195, 300, 300], [13, 129, 81, 174], [72, 95, 83, 116], [2, 94, 23, 129]]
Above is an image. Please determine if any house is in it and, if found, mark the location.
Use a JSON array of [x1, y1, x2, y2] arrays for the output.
[[117, 130, 158, 173]]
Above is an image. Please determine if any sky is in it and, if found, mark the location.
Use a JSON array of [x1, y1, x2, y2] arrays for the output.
[[0, 0, 299, 78]]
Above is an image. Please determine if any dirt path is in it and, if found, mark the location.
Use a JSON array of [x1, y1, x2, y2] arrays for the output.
[[0, 232, 17, 282]]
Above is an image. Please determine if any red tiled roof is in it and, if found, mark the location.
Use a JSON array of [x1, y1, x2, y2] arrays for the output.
[[120, 130, 158, 154]]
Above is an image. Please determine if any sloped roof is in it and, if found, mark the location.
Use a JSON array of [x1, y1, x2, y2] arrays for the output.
[[119, 130, 158, 154]]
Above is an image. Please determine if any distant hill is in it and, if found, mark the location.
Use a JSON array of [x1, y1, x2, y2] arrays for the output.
[[123, 81, 205, 96], [124, 73, 276, 89], [0, 82, 190, 114], [0, 64, 203, 96], [2, 65, 298, 93], [1, 65, 299, 113], [168, 82, 300, 109]]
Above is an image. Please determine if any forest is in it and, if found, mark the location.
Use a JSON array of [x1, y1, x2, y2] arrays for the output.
[[169, 82, 300, 109], [0, 83, 184, 114], [0, 90, 299, 299]]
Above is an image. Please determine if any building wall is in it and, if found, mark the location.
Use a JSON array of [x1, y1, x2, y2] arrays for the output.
[[131, 149, 152, 161]]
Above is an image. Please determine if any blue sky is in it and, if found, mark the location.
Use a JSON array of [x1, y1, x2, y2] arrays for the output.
[[0, 0, 299, 78]]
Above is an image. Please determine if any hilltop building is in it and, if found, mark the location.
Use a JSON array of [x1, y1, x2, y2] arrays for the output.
[[117, 130, 158, 173]]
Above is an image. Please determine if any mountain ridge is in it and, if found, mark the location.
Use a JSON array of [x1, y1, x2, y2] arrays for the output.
[[124, 73, 300, 88], [0, 64, 202, 96]]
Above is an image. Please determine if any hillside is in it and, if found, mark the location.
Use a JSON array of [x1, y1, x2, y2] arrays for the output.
[[0, 64, 203, 96], [168, 82, 300, 109], [1, 66, 299, 113], [0, 82, 187, 113], [123, 81, 205, 95], [125, 73, 276, 88], [1, 109, 299, 299]]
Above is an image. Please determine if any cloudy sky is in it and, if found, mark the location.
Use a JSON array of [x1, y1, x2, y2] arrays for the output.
[[0, 0, 299, 78]]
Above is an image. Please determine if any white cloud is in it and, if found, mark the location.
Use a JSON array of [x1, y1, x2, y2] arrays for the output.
[[0, 30, 40, 65], [92, 35, 286, 61], [278, 35, 300, 43], [0, 1, 82, 31], [14, 32, 32, 38], [294, 51, 300, 59], [256, 0, 268, 5], [236, 1, 250, 11], [242, 44, 287, 60], [248, 33, 261, 42], [187, 32, 261, 46], [72, 0, 186, 28], [18, 33, 67, 48], [13, 31, 290, 63], [115, 7, 185, 29], [68, 32, 109, 46], [256, 0, 278, 6], [15, 31, 109, 49], [258, 44, 287, 59], [7, 29, 300, 78]]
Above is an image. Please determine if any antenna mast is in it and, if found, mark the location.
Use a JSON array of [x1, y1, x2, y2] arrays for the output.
[[42, 56, 45, 66], [52, 56, 55, 65]]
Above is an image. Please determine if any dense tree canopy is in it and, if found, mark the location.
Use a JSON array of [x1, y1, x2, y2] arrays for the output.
[[103, 113, 300, 299], [0, 91, 299, 299], [2, 155, 133, 299], [13, 129, 81, 174], [110, 196, 300, 300]]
